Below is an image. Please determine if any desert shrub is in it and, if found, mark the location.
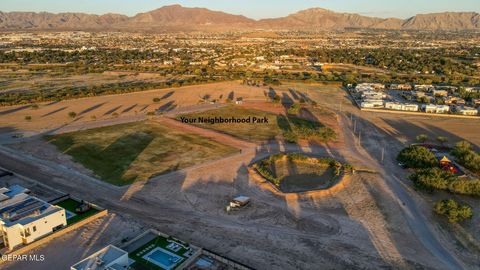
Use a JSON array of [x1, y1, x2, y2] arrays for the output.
[[24, 115, 32, 121], [272, 95, 281, 103], [283, 131, 298, 143], [434, 199, 473, 223], [68, 111, 77, 118], [397, 145, 437, 169], [287, 103, 301, 115], [254, 162, 280, 186], [153, 97, 160, 103], [286, 153, 309, 161], [343, 164, 354, 174]]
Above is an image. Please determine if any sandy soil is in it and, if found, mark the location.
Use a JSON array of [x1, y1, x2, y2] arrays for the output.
[[0, 82, 478, 269], [0, 81, 303, 135]]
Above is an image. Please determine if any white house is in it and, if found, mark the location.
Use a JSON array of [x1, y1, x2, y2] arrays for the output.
[[0, 185, 67, 250], [455, 106, 478, 116], [356, 83, 385, 91], [415, 84, 435, 92], [361, 90, 386, 100], [71, 245, 130, 270], [361, 99, 384, 108], [384, 102, 419, 112], [422, 104, 450, 114]]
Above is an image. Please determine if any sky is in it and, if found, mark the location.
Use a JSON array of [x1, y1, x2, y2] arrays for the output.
[[0, 0, 479, 19]]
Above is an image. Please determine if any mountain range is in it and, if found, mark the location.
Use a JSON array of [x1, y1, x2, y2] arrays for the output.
[[0, 4, 478, 32]]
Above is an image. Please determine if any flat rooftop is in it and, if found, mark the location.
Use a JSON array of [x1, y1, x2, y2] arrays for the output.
[[0, 185, 64, 227], [71, 245, 128, 270]]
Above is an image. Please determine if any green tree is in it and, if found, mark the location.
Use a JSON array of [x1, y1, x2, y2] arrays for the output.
[[416, 134, 429, 143], [287, 103, 301, 115], [451, 141, 480, 173], [397, 146, 437, 169], [68, 111, 77, 119], [409, 168, 455, 192], [434, 199, 473, 223]]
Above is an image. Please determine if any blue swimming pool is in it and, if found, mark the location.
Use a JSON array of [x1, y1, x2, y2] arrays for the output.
[[143, 247, 183, 270], [65, 210, 76, 220]]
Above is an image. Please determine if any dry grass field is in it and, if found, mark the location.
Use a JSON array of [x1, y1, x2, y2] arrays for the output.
[[0, 81, 279, 133], [45, 120, 238, 185], [178, 105, 336, 143]]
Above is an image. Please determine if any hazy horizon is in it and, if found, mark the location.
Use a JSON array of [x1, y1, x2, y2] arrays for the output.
[[0, 0, 479, 20]]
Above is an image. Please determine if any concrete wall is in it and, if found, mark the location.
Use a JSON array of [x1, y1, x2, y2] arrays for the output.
[[201, 249, 253, 270], [361, 108, 480, 119]]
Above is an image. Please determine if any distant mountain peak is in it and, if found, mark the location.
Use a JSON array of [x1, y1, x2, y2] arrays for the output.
[[0, 6, 478, 32]]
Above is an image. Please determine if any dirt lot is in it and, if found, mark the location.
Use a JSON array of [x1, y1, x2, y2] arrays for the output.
[[0, 152, 445, 270], [0, 81, 294, 134], [0, 82, 479, 269], [0, 69, 165, 94]]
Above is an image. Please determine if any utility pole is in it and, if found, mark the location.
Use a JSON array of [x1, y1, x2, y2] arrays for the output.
[[353, 120, 357, 134], [358, 131, 361, 146], [381, 145, 385, 164]]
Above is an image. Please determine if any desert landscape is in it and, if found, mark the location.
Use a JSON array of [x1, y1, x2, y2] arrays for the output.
[[0, 2, 479, 269]]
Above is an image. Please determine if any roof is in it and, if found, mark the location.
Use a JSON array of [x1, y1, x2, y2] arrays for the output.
[[71, 245, 128, 270], [233, 196, 250, 203], [440, 156, 451, 163], [0, 185, 63, 227]]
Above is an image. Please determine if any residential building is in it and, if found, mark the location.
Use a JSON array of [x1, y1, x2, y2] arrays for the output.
[[415, 84, 435, 92], [384, 102, 419, 111], [412, 91, 426, 97], [390, 84, 412, 91], [356, 83, 385, 91], [432, 90, 448, 97], [71, 245, 130, 270], [361, 99, 384, 108], [472, 99, 480, 107], [455, 106, 478, 116], [361, 90, 386, 100], [444, 96, 466, 105], [422, 104, 450, 114], [465, 87, 480, 93], [0, 185, 67, 250]]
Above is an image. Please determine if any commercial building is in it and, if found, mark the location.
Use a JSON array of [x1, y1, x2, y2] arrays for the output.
[[0, 185, 67, 250]]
